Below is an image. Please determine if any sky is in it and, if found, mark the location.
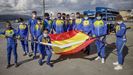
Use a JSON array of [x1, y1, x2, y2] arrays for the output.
[[0, 0, 133, 15]]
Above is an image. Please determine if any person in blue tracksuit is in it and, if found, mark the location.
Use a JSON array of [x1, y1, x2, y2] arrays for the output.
[[68, 13, 76, 31], [82, 14, 93, 35], [0, 21, 19, 68], [52, 13, 65, 34], [113, 15, 127, 70], [65, 14, 74, 31], [73, 12, 83, 31], [33, 17, 44, 59], [64, 14, 68, 32], [28, 11, 37, 53], [92, 13, 107, 63], [82, 14, 93, 55], [44, 13, 53, 33], [17, 18, 30, 56], [62, 13, 66, 20], [38, 29, 53, 67]]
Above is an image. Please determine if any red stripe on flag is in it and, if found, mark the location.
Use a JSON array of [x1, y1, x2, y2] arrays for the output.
[[49, 30, 79, 41]]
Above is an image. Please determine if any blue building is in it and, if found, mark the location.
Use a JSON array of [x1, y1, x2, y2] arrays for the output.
[[96, 7, 119, 21], [83, 7, 119, 21]]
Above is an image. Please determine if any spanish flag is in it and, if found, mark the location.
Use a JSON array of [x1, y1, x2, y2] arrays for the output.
[[49, 30, 95, 55]]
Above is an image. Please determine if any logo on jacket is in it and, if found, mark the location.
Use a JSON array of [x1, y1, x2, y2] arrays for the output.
[[42, 38, 50, 43], [116, 25, 120, 32], [83, 20, 89, 26], [56, 20, 64, 26], [48, 20, 52, 25], [69, 20, 73, 25], [19, 24, 27, 30], [35, 24, 43, 30], [94, 20, 104, 27], [5, 30, 14, 37], [75, 19, 82, 25]]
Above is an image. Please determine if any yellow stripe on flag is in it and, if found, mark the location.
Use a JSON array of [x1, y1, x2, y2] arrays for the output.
[[51, 32, 89, 53]]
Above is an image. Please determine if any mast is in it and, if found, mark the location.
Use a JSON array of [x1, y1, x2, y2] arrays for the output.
[[42, 0, 45, 20]]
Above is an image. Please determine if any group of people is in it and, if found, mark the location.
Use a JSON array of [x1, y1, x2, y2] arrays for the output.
[[0, 10, 127, 70]]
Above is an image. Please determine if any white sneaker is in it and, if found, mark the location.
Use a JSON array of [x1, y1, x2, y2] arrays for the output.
[[101, 58, 105, 64], [95, 56, 101, 60], [113, 62, 119, 65], [114, 65, 123, 70]]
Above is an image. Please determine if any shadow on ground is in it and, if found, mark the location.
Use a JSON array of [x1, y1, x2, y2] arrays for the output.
[[17, 42, 129, 66]]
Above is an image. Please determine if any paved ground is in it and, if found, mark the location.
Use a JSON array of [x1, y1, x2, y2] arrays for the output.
[[0, 22, 133, 75]]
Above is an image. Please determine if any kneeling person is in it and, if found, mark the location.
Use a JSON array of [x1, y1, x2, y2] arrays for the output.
[[38, 29, 53, 67]]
